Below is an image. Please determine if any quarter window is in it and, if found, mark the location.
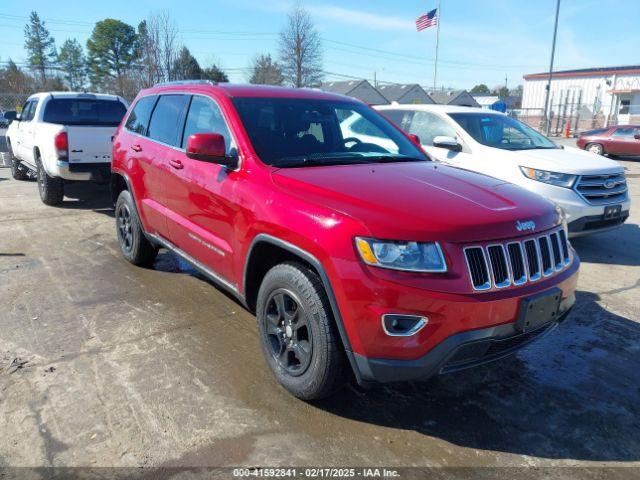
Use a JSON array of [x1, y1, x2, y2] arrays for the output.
[[148, 95, 190, 147], [125, 95, 157, 135], [181, 96, 233, 152]]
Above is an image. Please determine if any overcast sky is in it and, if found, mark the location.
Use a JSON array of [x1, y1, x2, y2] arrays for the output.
[[1, 0, 638, 89]]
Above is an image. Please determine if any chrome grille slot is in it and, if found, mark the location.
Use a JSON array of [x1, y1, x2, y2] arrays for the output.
[[487, 245, 510, 288], [464, 227, 571, 291], [507, 243, 527, 285], [538, 236, 553, 276], [575, 173, 628, 205], [523, 239, 541, 281], [558, 230, 570, 263], [549, 232, 563, 270], [464, 247, 490, 291]]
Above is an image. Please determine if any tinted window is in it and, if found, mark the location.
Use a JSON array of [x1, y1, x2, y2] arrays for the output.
[[43, 99, 126, 126], [125, 96, 157, 135], [449, 112, 557, 151], [182, 96, 233, 152], [148, 95, 190, 147], [233, 97, 426, 166], [613, 127, 634, 137], [583, 128, 608, 136], [21, 100, 36, 121]]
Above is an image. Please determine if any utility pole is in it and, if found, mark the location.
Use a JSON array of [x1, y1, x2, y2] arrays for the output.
[[542, 0, 561, 135]]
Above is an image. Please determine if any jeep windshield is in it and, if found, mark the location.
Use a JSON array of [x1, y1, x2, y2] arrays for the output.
[[232, 97, 428, 167], [448, 112, 558, 151]]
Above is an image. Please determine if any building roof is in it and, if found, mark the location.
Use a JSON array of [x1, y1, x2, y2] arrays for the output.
[[320, 80, 368, 95], [472, 95, 501, 106], [376, 83, 427, 101], [524, 65, 640, 80], [428, 90, 479, 106]]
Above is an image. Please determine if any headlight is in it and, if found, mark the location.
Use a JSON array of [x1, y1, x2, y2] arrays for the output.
[[355, 237, 447, 272], [520, 167, 577, 188]]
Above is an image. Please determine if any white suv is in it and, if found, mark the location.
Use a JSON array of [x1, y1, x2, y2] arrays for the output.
[[375, 105, 630, 237], [5, 92, 128, 205]]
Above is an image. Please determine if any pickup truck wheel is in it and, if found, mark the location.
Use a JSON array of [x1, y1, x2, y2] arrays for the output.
[[36, 159, 64, 205], [115, 190, 158, 266], [586, 143, 604, 155], [256, 262, 347, 400], [8, 143, 28, 181]]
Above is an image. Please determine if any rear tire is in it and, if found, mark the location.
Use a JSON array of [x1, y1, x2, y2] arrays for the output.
[[36, 156, 64, 205], [115, 189, 159, 266], [7, 141, 28, 181], [256, 262, 348, 400], [586, 143, 604, 155]]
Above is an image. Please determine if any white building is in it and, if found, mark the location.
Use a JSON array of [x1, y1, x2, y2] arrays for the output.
[[522, 65, 640, 126]]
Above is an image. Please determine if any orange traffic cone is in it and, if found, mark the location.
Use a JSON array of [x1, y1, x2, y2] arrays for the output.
[[563, 120, 571, 138]]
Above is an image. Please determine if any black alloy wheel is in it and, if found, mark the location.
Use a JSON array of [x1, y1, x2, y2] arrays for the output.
[[116, 202, 134, 254], [264, 289, 313, 376]]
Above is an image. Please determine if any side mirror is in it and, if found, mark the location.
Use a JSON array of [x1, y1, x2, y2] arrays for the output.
[[433, 135, 462, 152], [634, 134, 640, 140], [4, 110, 18, 122], [186, 133, 238, 169]]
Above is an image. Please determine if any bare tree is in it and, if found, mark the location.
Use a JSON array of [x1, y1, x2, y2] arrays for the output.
[[278, 4, 322, 88], [137, 11, 180, 87]]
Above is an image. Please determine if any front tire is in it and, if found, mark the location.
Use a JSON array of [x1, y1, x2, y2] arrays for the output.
[[256, 262, 348, 400], [7, 141, 28, 181], [586, 143, 604, 155], [36, 157, 64, 205], [115, 190, 158, 266]]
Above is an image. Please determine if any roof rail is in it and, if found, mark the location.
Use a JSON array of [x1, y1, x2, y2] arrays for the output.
[[153, 80, 217, 87]]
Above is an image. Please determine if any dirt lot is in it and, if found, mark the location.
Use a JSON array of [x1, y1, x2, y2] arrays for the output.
[[0, 151, 639, 473]]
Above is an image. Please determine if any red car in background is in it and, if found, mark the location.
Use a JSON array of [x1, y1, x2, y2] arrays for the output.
[[577, 125, 640, 156]]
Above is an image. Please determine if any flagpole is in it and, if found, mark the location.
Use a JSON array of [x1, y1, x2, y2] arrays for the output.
[[433, 0, 441, 90]]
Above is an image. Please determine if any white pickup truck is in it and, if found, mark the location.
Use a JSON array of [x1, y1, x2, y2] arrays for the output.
[[4, 92, 128, 205]]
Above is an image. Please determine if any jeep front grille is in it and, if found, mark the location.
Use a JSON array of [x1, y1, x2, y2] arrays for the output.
[[575, 173, 628, 205], [464, 227, 571, 291]]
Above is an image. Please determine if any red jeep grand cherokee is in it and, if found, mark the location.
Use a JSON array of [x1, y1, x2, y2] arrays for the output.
[[111, 81, 579, 399]]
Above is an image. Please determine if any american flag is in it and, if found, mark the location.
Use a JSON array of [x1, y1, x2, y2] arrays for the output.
[[416, 8, 438, 31]]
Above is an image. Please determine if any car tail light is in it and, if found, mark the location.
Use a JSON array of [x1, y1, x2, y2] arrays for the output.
[[54, 132, 68, 160]]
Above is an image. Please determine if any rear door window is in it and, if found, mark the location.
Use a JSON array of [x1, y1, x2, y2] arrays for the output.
[[409, 111, 456, 146], [43, 98, 127, 126], [147, 95, 190, 147], [613, 127, 634, 138], [21, 100, 37, 121], [125, 96, 157, 135]]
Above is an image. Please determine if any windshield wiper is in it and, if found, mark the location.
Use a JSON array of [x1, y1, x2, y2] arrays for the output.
[[273, 156, 370, 168]]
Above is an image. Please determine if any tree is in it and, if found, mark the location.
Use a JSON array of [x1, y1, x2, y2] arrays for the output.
[[279, 5, 322, 87], [24, 11, 57, 83], [202, 65, 228, 83], [86, 19, 137, 95], [493, 86, 509, 98], [249, 54, 284, 85], [0, 59, 33, 94], [173, 47, 202, 80], [470, 84, 490, 94], [58, 39, 86, 90]]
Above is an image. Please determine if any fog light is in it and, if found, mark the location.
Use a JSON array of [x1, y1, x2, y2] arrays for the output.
[[382, 314, 428, 337]]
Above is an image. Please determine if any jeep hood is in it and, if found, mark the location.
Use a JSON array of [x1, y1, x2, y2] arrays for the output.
[[505, 146, 625, 175], [272, 162, 561, 243]]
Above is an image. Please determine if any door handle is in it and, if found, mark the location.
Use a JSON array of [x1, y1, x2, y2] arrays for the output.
[[131, 144, 142, 152], [169, 159, 184, 170]]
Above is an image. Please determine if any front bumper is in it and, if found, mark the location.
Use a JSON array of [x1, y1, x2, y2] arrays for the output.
[[568, 210, 630, 237], [55, 160, 111, 182], [355, 294, 575, 383]]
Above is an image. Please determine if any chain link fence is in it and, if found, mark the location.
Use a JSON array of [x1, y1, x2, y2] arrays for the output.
[[0, 92, 30, 114], [510, 102, 640, 137]]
